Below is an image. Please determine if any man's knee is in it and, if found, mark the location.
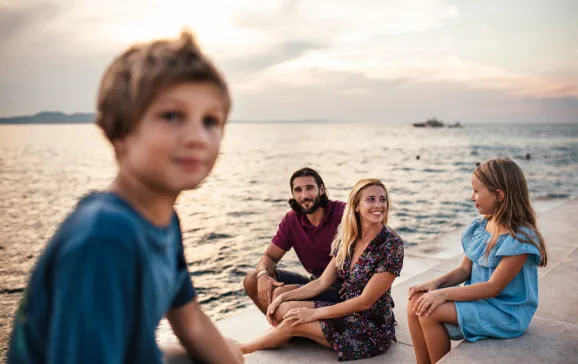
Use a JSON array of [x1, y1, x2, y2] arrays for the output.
[[243, 270, 258, 297], [271, 285, 293, 301]]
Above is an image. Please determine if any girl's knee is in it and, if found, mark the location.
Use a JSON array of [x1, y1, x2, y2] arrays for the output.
[[417, 311, 447, 326], [417, 314, 435, 326], [407, 292, 425, 315]]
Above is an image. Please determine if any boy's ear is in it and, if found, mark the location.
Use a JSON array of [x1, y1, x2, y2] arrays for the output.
[[112, 138, 126, 159], [496, 189, 505, 203], [320, 185, 326, 195]]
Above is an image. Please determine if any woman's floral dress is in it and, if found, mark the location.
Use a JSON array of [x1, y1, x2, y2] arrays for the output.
[[315, 226, 404, 361]]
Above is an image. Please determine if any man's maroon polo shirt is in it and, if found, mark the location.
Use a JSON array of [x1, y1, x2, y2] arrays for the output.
[[272, 200, 346, 277]]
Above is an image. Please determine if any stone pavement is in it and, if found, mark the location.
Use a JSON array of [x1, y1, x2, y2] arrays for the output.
[[165, 198, 578, 363]]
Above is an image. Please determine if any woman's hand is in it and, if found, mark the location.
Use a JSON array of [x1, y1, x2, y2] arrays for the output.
[[413, 289, 448, 316], [283, 307, 319, 327], [408, 280, 440, 300], [266, 295, 285, 326]]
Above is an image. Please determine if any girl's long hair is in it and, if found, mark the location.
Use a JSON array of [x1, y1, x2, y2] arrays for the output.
[[332, 179, 390, 269], [474, 158, 548, 267]]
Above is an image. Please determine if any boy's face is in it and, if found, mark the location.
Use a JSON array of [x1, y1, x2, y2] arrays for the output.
[[116, 82, 227, 194]]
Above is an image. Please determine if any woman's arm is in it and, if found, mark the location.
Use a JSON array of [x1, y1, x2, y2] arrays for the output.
[[267, 259, 339, 323], [279, 259, 339, 302], [313, 271, 396, 320]]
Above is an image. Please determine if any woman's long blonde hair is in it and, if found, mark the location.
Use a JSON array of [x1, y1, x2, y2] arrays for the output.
[[475, 158, 548, 267], [332, 179, 391, 269]]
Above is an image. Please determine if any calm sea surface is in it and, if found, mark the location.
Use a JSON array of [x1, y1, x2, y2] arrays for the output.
[[1, 122, 577, 349]]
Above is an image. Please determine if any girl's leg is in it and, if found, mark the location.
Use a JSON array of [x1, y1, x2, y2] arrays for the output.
[[238, 301, 330, 355], [418, 302, 458, 363], [407, 292, 432, 364]]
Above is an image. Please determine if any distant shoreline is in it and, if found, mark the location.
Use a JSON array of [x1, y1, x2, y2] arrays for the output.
[[0, 112, 347, 125], [1, 112, 575, 125], [0, 112, 94, 125]]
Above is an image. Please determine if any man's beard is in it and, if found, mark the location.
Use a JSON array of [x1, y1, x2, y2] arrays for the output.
[[300, 195, 322, 214]]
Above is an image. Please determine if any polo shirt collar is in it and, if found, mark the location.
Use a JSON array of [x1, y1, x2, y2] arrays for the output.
[[299, 200, 335, 228]]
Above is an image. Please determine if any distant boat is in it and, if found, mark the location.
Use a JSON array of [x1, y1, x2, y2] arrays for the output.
[[413, 118, 445, 128], [413, 118, 463, 128]]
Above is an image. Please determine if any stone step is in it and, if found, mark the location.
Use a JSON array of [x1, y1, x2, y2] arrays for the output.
[[163, 198, 578, 363]]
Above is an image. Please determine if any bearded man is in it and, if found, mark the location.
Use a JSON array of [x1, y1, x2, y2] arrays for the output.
[[243, 168, 346, 313]]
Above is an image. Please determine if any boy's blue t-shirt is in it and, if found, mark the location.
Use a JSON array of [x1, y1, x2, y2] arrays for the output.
[[7, 192, 196, 364]]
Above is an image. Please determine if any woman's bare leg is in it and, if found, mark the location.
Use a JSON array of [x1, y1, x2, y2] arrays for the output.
[[407, 292, 432, 364], [238, 301, 330, 354], [418, 302, 458, 363]]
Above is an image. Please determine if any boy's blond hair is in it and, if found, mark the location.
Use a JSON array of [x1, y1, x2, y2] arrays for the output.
[[96, 29, 230, 141]]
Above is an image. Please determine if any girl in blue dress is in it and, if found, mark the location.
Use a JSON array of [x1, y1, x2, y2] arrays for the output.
[[407, 158, 548, 364]]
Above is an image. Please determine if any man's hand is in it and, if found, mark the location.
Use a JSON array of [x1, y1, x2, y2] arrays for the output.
[[257, 274, 284, 308]]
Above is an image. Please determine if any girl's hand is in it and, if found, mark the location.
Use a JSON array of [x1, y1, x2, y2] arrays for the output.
[[266, 295, 285, 326], [414, 289, 448, 316], [283, 307, 318, 327], [408, 280, 440, 300]]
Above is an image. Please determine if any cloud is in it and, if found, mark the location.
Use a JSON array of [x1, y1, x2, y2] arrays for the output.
[[0, 0, 576, 122], [222, 40, 328, 77], [231, 50, 578, 99], [0, 1, 58, 50], [298, 0, 458, 35], [230, 69, 578, 124]]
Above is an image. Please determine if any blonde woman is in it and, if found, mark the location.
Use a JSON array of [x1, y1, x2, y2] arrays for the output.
[[238, 179, 404, 361]]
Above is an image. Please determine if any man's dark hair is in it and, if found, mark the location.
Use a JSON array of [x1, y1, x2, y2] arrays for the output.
[[288, 167, 330, 212]]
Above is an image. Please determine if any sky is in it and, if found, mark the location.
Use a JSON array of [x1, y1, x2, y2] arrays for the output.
[[0, 0, 577, 123]]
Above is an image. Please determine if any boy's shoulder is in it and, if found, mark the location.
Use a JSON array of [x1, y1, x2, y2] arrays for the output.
[[54, 191, 153, 253], [73, 191, 144, 232]]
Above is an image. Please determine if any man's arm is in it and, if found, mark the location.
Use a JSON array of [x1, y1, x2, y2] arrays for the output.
[[256, 243, 287, 307], [256, 243, 286, 278], [167, 299, 243, 364]]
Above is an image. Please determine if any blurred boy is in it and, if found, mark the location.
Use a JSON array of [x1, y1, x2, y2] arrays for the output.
[[7, 30, 243, 364]]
